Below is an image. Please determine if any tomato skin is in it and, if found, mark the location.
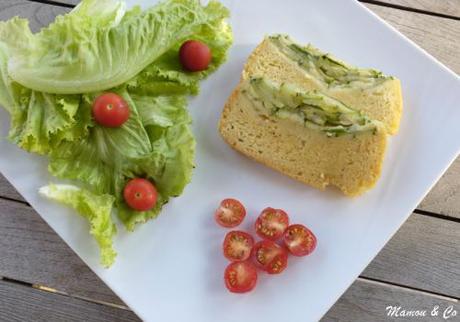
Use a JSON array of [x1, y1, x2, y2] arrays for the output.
[[92, 93, 130, 128], [214, 199, 246, 228], [179, 40, 212, 72], [224, 261, 258, 293], [223, 231, 254, 262], [123, 178, 158, 211], [252, 240, 288, 274], [283, 224, 317, 257], [254, 207, 290, 241]]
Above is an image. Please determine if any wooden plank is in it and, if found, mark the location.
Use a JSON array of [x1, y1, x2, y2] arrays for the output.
[[0, 279, 140, 322], [418, 157, 460, 219], [376, 0, 460, 18], [323, 278, 460, 322], [0, 199, 123, 305], [362, 214, 460, 298], [1, 196, 458, 305], [366, 3, 460, 74]]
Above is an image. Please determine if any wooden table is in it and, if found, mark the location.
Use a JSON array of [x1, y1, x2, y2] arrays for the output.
[[0, 1, 459, 321]]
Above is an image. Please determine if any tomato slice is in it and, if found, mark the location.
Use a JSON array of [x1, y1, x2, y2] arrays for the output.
[[92, 93, 130, 128], [224, 261, 258, 293], [252, 240, 288, 274], [223, 231, 254, 262], [214, 199, 246, 228], [179, 40, 212, 72], [283, 224, 317, 257], [254, 207, 290, 241], [123, 178, 158, 211]]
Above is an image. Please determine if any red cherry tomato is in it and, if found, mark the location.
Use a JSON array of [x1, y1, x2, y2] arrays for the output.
[[224, 261, 258, 293], [123, 178, 158, 211], [92, 93, 130, 128], [223, 231, 254, 262], [254, 207, 290, 241], [215, 199, 246, 228], [252, 240, 288, 274], [283, 224, 317, 257], [179, 40, 212, 72]]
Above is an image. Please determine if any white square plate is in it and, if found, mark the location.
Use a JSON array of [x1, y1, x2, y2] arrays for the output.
[[1, 0, 459, 321]]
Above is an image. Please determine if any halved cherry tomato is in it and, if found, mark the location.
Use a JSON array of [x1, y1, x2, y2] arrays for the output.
[[254, 207, 290, 241], [214, 199, 246, 228], [252, 240, 288, 274], [283, 224, 317, 257], [223, 231, 254, 262], [92, 93, 130, 128], [179, 40, 212, 72], [224, 261, 258, 293], [123, 178, 158, 211]]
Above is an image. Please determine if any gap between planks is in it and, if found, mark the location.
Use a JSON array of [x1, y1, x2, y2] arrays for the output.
[[0, 276, 131, 311], [359, 0, 460, 21], [358, 276, 460, 302], [413, 209, 460, 224], [25, 0, 75, 8], [375, 0, 460, 17]]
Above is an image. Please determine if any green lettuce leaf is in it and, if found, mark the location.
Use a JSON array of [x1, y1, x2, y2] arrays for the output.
[[8, 92, 86, 155], [71, 0, 126, 27], [48, 89, 152, 194], [0, 43, 18, 114], [39, 184, 117, 268], [127, 1, 233, 96], [48, 89, 195, 231], [0, 44, 92, 154], [0, 0, 230, 94], [116, 93, 195, 230]]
